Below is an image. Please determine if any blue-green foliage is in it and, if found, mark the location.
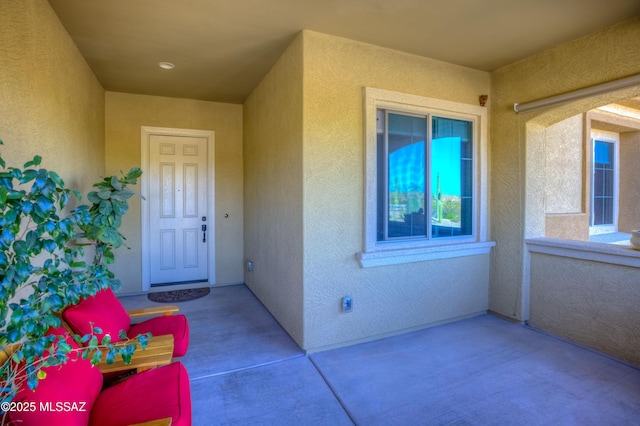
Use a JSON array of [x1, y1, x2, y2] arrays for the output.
[[0, 140, 146, 404]]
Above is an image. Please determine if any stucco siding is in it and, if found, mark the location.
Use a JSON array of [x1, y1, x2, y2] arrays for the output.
[[619, 130, 640, 232], [0, 0, 105, 195], [243, 34, 305, 345], [490, 16, 640, 320], [530, 251, 640, 367], [301, 31, 491, 351]]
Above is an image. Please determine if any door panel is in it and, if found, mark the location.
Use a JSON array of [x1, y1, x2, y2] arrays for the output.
[[149, 134, 208, 285]]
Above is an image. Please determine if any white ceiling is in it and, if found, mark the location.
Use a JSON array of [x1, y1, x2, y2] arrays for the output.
[[48, 0, 640, 104]]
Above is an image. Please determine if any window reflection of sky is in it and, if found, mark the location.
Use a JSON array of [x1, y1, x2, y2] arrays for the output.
[[594, 140, 611, 164], [389, 141, 424, 193], [432, 137, 461, 196], [388, 137, 461, 196]]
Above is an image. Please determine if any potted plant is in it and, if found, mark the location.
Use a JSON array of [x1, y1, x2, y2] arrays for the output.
[[630, 230, 640, 249], [0, 139, 147, 414]]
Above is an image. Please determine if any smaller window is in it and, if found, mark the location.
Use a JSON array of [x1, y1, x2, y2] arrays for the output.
[[589, 132, 619, 236], [591, 140, 615, 226]]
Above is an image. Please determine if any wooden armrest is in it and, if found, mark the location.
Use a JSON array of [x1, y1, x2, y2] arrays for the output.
[[127, 305, 180, 318], [2, 334, 173, 376], [95, 334, 174, 374], [129, 417, 172, 426], [0, 344, 19, 366]]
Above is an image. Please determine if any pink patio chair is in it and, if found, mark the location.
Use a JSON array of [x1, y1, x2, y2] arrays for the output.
[[63, 288, 189, 358], [6, 328, 191, 426]]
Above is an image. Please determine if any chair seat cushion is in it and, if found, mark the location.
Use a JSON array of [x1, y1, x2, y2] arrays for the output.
[[90, 362, 191, 426], [128, 314, 190, 357], [9, 328, 103, 426], [63, 288, 131, 342]]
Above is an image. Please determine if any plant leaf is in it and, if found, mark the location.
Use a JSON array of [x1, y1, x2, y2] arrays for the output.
[[23, 155, 42, 168]]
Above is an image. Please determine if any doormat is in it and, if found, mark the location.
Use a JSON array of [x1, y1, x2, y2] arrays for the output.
[[148, 287, 210, 303]]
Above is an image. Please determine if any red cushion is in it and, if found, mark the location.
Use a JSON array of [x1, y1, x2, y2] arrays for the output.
[[89, 362, 191, 426], [9, 328, 103, 426], [63, 289, 131, 342], [128, 314, 190, 357]]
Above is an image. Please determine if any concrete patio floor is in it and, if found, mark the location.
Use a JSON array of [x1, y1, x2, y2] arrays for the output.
[[120, 284, 640, 425]]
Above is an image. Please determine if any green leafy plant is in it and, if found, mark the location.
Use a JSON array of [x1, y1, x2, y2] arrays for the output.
[[0, 139, 147, 408]]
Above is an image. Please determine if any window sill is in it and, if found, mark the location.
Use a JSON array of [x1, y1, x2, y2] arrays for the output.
[[526, 237, 640, 268], [357, 241, 496, 268]]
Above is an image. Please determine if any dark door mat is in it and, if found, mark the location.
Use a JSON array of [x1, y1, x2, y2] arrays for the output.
[[148, 287, 210, 303]]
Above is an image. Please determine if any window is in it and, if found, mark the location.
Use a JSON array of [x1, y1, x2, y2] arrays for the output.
[[376, 111, 473, 241], [359, 88, 493, 268], [590, 134, 619, 235], [591, 140, 615, 226]]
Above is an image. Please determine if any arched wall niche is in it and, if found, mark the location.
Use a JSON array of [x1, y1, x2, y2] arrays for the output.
[[512, 85, 640, 322], [521, 85, 640, 241]]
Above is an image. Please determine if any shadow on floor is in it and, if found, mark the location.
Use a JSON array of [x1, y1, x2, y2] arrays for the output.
[[120, 284, 640, 425]]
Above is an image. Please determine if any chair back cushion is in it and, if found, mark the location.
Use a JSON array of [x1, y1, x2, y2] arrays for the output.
[[63, 288, 131, 342], [9, 327, 103, 425]]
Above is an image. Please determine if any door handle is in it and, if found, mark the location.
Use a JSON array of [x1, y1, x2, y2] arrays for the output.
[[202, 224, 207, 242]]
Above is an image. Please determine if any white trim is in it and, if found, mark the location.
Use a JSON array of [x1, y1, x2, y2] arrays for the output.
[[357, 241, 495, 268], [360, 87, 491, 267], [140, 127, 216, 291], [526, 237, 640, 268]]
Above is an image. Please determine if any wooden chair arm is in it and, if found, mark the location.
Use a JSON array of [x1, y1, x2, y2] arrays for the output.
[[95, 334, 174, 374], [129, 417, 172, 426], [0, 344, 19, 366], [3, 335, 173, 378], [127, 305, 180, 318]]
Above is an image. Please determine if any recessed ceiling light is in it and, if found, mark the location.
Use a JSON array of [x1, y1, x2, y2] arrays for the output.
[[158, 62, 175, 70]]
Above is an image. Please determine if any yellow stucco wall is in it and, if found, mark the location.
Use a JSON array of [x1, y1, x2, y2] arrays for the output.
[[543, 114, 590, 241], [243, 34, 305, 344], [530, 252, 640, 367], [490, 16, 640, 321], [544, 115, 584, 215], [105, 92, 244, 293], [619, 130, 640, 232], [545, 214, 590, 241], [0, 0, 105, 195], [300, 31, 491, 351]]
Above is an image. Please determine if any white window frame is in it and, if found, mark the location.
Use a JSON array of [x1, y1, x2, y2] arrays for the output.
[[358, 87, 493, 268], [589, 131, 619, 235]]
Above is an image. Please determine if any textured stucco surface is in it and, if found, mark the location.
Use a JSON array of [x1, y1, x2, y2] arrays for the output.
[[543, 114, 589, 241], [544, 115, 584, 215], [545, 214, 589, 241], [243, 35, 305, 345], [244, 30, 491, 351], [105, 92, 244, 293], [619, 131, 640, 232], [300, 31, 491, 351], [489, 16, 640, 321], [529, 252, 640, 367], [0, 0, 105, 195]]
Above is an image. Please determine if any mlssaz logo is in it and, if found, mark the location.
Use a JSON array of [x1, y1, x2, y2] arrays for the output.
[[39, 401, 87, 412]]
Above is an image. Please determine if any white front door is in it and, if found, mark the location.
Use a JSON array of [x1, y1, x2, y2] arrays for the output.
[[141, 127, 215, 290]]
